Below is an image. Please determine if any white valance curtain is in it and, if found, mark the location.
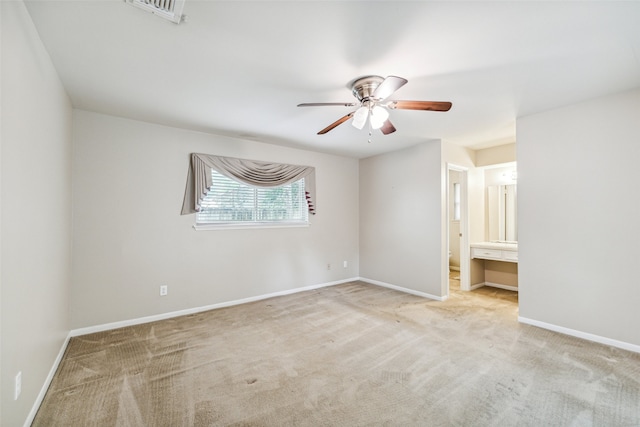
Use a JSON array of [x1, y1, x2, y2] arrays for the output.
[[181, 153, 316, 215]]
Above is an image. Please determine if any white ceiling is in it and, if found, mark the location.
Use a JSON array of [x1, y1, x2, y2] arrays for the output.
[[24, 1, 640, 158]]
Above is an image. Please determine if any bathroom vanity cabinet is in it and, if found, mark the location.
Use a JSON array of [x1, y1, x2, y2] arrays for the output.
[[470, 242, 518, 291]]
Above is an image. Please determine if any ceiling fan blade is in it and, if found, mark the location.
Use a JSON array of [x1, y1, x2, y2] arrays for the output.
[[298, 102, 357, 107], [372, 76, 408, 101], [388, 100, 452, 111], [317, 112, 354, 135], [380, 119, 396, 135]]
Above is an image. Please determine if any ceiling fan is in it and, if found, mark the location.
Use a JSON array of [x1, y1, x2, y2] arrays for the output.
[[297, 75, 452, 135]]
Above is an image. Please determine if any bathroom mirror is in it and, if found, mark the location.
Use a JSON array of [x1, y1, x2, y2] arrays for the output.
[[487, 184, 517, 242]]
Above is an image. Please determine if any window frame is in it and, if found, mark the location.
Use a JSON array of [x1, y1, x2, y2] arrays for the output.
[[193, 170, 310, 231], [452, 182, 461, 222]]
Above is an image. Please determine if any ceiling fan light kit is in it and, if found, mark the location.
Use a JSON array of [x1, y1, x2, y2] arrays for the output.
[[298, 75, 452, 137], [352, 106, 369, 130], [369, 106, 389, 129]]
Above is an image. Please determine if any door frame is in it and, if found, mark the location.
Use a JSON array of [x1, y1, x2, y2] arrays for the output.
[[446, 163, 470, 293]]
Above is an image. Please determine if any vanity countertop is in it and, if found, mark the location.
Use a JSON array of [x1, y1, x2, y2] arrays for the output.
[[471, 242, 518, 263], [470, 241, 518, 251]]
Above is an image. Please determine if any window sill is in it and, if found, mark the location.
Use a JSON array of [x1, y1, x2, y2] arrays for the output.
[[193, 222, 309, 231]]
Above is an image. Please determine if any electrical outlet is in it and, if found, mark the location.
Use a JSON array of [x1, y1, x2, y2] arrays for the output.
[[160, 285, 168, 296], [15, 371, 22, 400], [343, 261, 348, 268]]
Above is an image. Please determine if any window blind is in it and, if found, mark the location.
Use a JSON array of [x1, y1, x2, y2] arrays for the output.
[[181, 153, 316, 217], [196, 170, 308, 224]]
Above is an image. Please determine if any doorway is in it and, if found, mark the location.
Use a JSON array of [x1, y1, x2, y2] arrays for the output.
[[446, 164, 469, 294]]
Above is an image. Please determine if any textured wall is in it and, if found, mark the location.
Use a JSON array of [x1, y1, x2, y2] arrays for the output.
[[359, 142, 443, 297], [1, 2, 73, 425], [71, 110, 360, 329], [517, 88, 640, 346]]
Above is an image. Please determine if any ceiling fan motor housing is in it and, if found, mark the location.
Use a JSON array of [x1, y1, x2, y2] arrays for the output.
[[351, 76, 384, 102]]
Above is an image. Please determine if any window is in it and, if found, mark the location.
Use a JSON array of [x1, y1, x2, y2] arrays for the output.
[[452, 182, 461, 221], [196, 170, 309, 228], [181, 153, 316, 223]]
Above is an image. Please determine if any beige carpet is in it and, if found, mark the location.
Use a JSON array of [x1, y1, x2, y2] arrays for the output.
[[33, 281, 640, 426]]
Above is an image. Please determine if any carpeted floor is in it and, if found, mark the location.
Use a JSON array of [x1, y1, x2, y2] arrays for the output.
[[33, 280, 640, 426]]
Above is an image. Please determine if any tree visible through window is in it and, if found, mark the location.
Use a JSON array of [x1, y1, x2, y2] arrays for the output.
[[196, 170, 309, 226]]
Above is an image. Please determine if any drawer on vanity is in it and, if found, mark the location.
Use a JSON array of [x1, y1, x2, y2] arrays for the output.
[[471, 248, 502, 260], [503, 250, 518, 262]]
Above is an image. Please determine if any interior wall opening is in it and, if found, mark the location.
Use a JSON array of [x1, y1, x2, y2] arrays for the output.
[[446, 164, 470, 296], [469, 162, 519, 295]]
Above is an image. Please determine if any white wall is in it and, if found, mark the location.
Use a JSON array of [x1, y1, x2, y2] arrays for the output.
[[71, 110, 359, 329], [476, 143, 516, 167], [359, 141, 443, 298], [1, 2, 73, 425], [517, 88, 640, 347], [484, 165, 517, 187]]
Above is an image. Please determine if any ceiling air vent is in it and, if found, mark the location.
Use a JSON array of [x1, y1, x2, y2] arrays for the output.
[[126, 0, 187, 24]]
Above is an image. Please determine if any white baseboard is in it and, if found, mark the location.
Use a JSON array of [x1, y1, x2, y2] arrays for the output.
[[484, 281, 518, 292], [70, 277, 359, 337], [518, 316, 640, 354], [469, 281, 518, 292], [359, 277, 447, 301], [27, 278, 359, 426], [30, 276, 438, 425], [31, 279, 638, 427], [24, 333, 72, 427]]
